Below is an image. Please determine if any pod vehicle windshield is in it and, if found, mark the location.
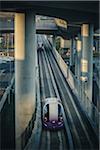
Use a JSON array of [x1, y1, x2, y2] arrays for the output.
[[43, 97, 64, 129]]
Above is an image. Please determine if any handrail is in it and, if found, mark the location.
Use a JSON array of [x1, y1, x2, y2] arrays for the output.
[[0, 74, 15, 112]]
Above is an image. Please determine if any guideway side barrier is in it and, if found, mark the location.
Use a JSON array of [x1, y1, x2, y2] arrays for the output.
[[24, 66, 42, 150], [48, 39, 99, 135]]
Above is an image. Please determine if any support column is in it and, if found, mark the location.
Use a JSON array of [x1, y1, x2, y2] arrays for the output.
[[15, 11, 36, 149], [70, 38, 73, 67], [87, 25, 94, 101], [95, 39, 99, 53], [81, 24, 93, 101], [76, 39, 82, 81], [76, 38, 82, 97], [11, 33, 14, 48], [53, 35, 56, 48], [74, 39, 78, 77], [70, 38, 75, 67]]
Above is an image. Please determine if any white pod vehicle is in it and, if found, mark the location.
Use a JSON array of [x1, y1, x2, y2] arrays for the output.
[[43, 97, 64, 129], [37, 42, 44, 50]]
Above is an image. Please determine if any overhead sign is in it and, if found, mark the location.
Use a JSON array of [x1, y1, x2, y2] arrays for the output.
[[55, 18, 67, 29]]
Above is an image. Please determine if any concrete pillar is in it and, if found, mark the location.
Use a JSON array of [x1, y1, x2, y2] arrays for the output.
[[81, 24, 93, 101], [76, 38, 82, 97], [7, 33, 10, 56], [70, 39, 73, 66], [11, 33, 14, 49], [76, 39, 82, 80], [95, 39, 99, 53], [74, 39, 78, 77], [70, 38, 75, 67], [87, 24, 94, 101], [15, 11, 36, 149], [53, 35, 56, 48]]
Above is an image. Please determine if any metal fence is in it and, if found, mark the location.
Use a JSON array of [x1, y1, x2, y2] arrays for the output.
[[0, 74, 15, 112]]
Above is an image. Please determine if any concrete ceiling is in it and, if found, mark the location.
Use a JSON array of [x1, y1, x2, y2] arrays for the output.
[[0, 1, 99, 37]]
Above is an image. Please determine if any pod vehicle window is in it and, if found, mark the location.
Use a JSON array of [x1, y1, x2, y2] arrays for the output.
[[43, 98, 64, 129]]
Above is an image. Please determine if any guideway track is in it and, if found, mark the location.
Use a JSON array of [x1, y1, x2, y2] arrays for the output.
[[41, 35, 99, 150], [38, 36, 71, 150]]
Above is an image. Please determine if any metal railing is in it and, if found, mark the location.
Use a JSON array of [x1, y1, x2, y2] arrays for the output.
[[0, 74, 15, 112]]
